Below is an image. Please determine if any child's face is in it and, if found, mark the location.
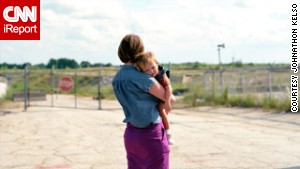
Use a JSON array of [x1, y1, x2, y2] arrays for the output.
[[143, 61, 159, 77]]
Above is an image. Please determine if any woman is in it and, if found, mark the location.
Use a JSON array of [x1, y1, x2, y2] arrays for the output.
[[112, 34, 175, 169]]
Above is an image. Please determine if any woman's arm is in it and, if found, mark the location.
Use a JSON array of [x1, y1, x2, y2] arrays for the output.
[[148, 80, 176, 103], [148, 81, 166, 101]]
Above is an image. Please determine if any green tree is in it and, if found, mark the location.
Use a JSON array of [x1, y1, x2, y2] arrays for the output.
[[46, 58, 57, 68], [80, 61, 92, 68]]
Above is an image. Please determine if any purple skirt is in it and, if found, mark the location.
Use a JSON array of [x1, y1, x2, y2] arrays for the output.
[[124, 122, 170, 169]]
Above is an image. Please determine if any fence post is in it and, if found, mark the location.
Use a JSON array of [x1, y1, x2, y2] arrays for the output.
[[24, 66, 29, 111], [212, 69, 215, 100], [220, 69, 224, 91], [98, 66, 102, 110], [241, 69, 245, 93], [268, 66, 272, 98], [51, 65, 54, 107], [204, 71, 208, 92], [74, 68, 77, 108]]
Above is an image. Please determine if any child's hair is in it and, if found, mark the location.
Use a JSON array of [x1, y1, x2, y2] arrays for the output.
[[134, 51, 159, 71]]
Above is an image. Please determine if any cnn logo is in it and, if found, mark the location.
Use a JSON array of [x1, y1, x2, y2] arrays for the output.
[[3, 6, 37, 22], [0, 0, 40, 40]]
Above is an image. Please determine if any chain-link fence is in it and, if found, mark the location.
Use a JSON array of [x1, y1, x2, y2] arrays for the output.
[[169, 65, 293, 110], [0, 65, 295, 110], [202, 66, 291, 99], [0, 66, 117, 110]]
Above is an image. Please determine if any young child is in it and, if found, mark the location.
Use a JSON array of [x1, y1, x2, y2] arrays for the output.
[[134, 51, 175, 145]]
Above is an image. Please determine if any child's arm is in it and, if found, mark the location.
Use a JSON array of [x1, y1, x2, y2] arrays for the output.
[[164, 84, 173, 113], [159, 74, 175, 113]]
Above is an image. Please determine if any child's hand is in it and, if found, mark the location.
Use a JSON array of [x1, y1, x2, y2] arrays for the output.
[[164, 102, 172, 114], [170, 94, 176, 103]]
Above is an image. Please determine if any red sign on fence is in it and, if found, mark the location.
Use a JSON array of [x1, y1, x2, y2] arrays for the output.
[[59, 76, 74, 91]]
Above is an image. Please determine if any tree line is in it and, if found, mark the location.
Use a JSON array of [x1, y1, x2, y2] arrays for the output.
[[0, 58, 113, 69], [0, 58, 289, 70]]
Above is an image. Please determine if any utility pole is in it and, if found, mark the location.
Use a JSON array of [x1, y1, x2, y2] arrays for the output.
[[217, 43, 225, 69], [217, 44, 225, 90]]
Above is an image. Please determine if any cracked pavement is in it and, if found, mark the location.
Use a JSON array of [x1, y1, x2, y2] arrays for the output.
[[0, 100, 300, 169]]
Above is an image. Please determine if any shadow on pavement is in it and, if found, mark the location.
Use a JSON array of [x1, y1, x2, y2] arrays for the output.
[[278, 166, 300, 169]]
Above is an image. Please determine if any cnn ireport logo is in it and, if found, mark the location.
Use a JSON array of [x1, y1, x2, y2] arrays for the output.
[[0, 0, 40, 40]]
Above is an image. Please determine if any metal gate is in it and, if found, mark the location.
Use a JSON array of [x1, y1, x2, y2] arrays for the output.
[[0, 66, 117, 110], [26, 66, 106, 110]]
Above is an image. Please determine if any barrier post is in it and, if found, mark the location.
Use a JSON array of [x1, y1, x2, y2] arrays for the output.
[[24, 66, 29, 111]]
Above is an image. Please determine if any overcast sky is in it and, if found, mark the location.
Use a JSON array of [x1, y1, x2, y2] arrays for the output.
[[0, 0, 296, 65]]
